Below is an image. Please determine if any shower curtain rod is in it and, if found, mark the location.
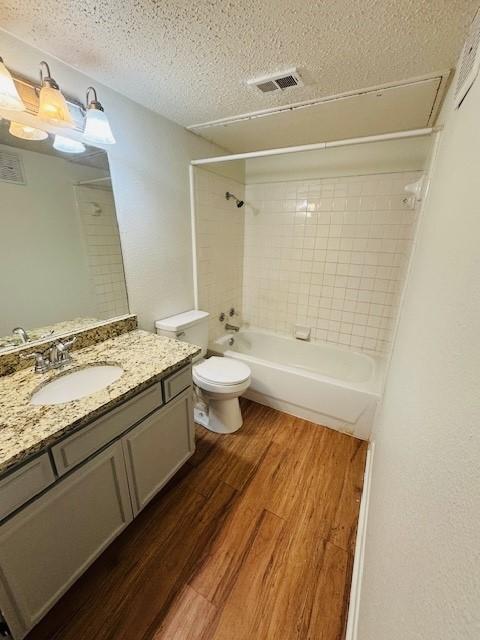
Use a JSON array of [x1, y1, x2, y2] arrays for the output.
[[190, 127, 436, 166], [75, 176, 111, 185]]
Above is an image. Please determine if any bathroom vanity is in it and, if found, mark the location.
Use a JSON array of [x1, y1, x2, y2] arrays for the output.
[[0, 329, 199, 640]]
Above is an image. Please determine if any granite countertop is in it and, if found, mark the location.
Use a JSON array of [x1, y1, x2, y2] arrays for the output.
[[0, 330, 200, 476], [0, 317, 100, 351]]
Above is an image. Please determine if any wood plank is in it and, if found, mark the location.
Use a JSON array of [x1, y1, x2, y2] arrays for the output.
[[250, 415, 325, 519], [188, 412, 297, 604], [187, 401, 278, 497], [272, 416, 367, 552], [189, 414, 335, 605], [209, 509, 285, 640], [294, 422, 367, 553], [189, 496, 266, 607], [152, 585, 216, 640], [215, 535, 350, 640], [225, 503, 351, 640], [323, 436, 367, 553]]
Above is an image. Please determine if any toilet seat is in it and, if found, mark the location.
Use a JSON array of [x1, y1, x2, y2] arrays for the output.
[[193, 356, 250, 393]]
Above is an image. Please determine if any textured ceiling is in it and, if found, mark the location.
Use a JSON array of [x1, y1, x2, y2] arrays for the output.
[[0, 1, 477, 127], [190, 77, 444, 152]]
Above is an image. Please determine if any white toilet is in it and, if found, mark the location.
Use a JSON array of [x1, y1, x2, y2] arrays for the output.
[[155, 310, 251, 434]]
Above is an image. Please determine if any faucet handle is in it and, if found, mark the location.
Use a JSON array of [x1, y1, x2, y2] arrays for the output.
[[49, 336, 76, 368], [19, 351, 49, 374], [62, 336, 77, 350]]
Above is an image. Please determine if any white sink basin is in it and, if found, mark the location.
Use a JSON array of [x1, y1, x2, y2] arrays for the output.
[[31, 365, 124, 406]]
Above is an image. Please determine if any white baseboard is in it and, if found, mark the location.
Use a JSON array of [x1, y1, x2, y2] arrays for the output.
[[345, 441, 375, 640]]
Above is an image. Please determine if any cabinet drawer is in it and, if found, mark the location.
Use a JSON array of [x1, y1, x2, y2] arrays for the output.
[[0, 454, 55, 522], [51, 382, 163, 476], [163, 365, 192, 402]]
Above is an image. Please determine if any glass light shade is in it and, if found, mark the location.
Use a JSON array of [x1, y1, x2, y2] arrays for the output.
[[38, 84, 74, 127], [0, 59, 25, 111], [9, 121, 48, 141], [84, 107, 115, 144], [53, 134, 85, 154]]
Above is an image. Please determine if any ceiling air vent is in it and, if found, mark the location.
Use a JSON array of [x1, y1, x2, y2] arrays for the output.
[[256, 81, 278, 93], [455, 7, 480, 108], [247, 68, 304, 93], [0, 151, 25, 185]]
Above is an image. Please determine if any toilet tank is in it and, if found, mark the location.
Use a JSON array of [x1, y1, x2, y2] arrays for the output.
[[155, 310, 210, 358]]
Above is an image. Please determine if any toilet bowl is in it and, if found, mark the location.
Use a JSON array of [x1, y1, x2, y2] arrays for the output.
[[155, 310, 251, 434], [193, 356, 251, 433]]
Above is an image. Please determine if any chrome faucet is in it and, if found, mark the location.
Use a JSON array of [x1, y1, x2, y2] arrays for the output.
[[225, 323, 240, 332], [20, 350, 50, 374], [48, 337, 77, 368], [13, 327, 30, 344], [20, 337, 77, 374]]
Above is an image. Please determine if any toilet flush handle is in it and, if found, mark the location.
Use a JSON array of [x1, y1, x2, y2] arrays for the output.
[[176, 331, 186, 339]]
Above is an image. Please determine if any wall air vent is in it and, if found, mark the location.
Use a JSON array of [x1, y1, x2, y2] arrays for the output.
[[455, 7, 480, 108], [247, 68, 304, 93], [0, 151, 25, 184]]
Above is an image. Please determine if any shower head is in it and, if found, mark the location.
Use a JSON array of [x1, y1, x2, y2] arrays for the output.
[[225, 191, 244, 208]]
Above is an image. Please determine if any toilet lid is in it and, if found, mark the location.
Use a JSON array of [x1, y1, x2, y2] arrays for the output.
[[194, 356, 250, 386]]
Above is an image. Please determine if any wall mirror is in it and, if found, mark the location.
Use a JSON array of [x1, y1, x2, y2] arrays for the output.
[[0, 119, 129, 353]]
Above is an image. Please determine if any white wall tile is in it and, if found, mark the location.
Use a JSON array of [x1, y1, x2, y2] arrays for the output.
[[75, 186, 129, 320], [242, 171, 422, 355]]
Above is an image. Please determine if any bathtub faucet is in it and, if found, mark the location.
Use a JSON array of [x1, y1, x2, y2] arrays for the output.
[[225, 323, 240, 332]]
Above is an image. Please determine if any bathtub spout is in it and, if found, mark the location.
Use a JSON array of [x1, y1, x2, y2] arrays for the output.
[[225, 323, 240, 332]]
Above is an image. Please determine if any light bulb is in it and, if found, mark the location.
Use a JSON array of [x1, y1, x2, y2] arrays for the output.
[[38, 61, 74, 127], [53, 134, 85, 154], [0, 56, 25, 111], [83, 86, 115, 145], [9, 121, 48, 141]]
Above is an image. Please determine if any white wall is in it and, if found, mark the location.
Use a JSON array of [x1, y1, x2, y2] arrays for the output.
[[246, 137, 432, 183], [194, 167, 245, 341], [357, 76, 480, 637], [0, 30, 226, 330]]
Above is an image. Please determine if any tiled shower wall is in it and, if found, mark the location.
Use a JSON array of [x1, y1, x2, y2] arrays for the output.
[[242, 172, 422, 355], [74, 185, 129, 320], [195, 168, 245, 341]]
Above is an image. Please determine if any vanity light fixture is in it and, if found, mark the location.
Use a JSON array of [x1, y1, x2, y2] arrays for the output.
[[0, 56, 25, 111], [38, 61, 74, 127], [83, 86, 115, 145], [53, 134, 86, 154], [9, 121, 48, 141]]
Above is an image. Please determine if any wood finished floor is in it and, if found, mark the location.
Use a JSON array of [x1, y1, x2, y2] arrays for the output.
[[26, 399, 367, 640]]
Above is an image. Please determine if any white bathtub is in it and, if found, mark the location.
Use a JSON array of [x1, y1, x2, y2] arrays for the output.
[[212, 329, 383, 440]]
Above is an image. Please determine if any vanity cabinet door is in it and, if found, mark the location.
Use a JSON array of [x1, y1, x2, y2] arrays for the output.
[[122, 388, 195, 515], [0, 441, 133, 640]]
